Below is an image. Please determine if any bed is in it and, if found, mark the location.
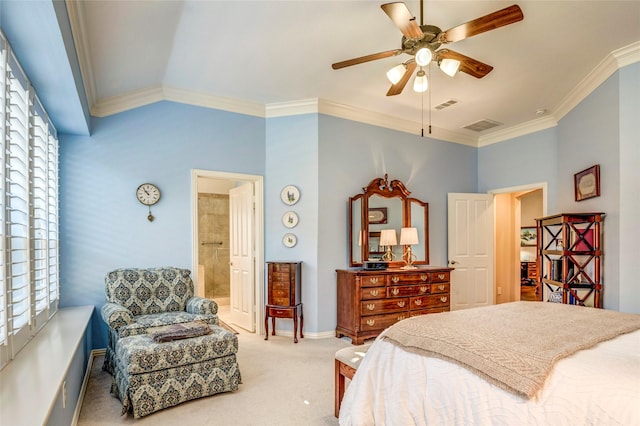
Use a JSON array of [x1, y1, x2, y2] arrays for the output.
[[339, 301, 640, 425]]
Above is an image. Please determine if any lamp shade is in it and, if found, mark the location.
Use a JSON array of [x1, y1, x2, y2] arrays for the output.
[[413, 70, 428, 93], [400, 227, 419, 245], [439, 58, 460, 77], [379, 229, 397, 247], [415, 48, 432, 67], [386, 64, 406, 85]]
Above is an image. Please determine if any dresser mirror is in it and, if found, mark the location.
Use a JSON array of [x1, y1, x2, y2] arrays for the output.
[[349, 174, 429, 267]]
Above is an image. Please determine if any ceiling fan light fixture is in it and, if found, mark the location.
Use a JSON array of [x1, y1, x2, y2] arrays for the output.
[[415, 48, 433, 66], [413, 70, 428, 93], [386, 63, 406, 85], [439, 58, 461, 77]]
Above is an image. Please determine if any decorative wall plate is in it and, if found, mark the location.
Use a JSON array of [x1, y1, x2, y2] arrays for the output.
[[282, 211, 299, 228], [283, 233, 297, 248], [280, 185, 300, 205]]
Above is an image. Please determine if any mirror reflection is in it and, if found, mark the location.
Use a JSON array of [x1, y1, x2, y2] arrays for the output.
[[348, 174, 429, 267]]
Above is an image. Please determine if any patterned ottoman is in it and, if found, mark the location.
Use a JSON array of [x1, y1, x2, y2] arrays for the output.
[[112, 325, 241, 418]]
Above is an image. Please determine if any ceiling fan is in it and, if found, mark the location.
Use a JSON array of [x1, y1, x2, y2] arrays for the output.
[[331, 2, 524, 96]]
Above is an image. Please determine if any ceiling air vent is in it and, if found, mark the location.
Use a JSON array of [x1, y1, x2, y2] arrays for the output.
[[434, 99, 460, 110], [462, 119, 503, 132]]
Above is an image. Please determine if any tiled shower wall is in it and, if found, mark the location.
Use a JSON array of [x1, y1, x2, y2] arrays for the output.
[[197, 193, 230, 300]]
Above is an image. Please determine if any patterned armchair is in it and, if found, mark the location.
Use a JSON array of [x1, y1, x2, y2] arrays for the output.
[[101, 267, 218, 374]]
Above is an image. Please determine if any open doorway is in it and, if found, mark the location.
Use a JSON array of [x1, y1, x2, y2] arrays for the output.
[[191, 170, 264, 334], [491, 183, 546, 304]]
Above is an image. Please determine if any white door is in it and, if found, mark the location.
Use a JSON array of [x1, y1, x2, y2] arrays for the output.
[[229, 183, 255, 331], [447, 193, 495, 310]]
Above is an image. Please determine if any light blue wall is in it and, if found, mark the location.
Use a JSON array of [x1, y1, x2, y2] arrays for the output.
[[265, 114, 320, 333], [618, 63, 640, 313], [478, 127, 558, 212], [59, 101, 265, 348], [479, 66, 640, 312], [318, 116, 477, 332]]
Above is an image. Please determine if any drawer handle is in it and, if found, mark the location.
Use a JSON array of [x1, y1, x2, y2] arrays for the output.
[[437, 274, 445, 280], [366, 303, 375, 311], [391, 288, 400, 296], [420, 286, 428, 293], [415, 299, 422, 306], [440, 296, 448, 303], [370, 289, 379, 296], [397, 301, 405, 308], [370, 277, 379, 284], [392, 276, 400, 283], [366, 319, 375, 326], [420, 274, 428, 281], [438, 285, 445, 291], [397, 315, 406, 321]]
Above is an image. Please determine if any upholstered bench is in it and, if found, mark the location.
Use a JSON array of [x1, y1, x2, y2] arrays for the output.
[[112, 324, 241, 418], [334, 343, 371, 417]]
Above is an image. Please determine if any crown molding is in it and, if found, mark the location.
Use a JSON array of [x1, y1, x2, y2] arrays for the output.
[[553, 41, 640, 123], [91, 86, 164, 117], [477, 115, 558, 147], [163, 86, 265, 117], [65, 0, 97, 112]]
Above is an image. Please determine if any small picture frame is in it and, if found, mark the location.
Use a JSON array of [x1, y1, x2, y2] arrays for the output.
[[574, 165, 600, 201], [368, 207, 387, 225], [520, 227, 537, 247]]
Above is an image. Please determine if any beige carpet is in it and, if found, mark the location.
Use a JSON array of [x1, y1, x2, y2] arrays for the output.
[[77, 309, 350, 426]]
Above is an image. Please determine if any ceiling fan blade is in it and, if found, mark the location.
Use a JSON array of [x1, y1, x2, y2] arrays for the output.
[[381, 2, 423, 39], [332, 49, 402, 70], [386, 61, 417, 96], [437, 49, 493, 78], [441, 4, 523, 43]]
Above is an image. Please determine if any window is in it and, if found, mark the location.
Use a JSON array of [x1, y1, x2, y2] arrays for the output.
[[0, 31, 59, 369]]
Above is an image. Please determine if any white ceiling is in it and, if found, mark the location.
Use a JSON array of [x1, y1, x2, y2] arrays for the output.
[[68, 1, 640, 145]]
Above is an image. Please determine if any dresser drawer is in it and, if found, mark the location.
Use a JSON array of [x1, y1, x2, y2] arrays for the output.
[[361, 298, 409, 315], [387, 284, 430, 298], [270, 271, 292, 282], [410, 307, 450, 317], [271, 297, 290, 306], [430, 283, 449, 294], [271, 263, 291, 273], [360, 312, 409, 331], [360, 275, 386, 287], [271, 289, 290, 299], [388, 273, 430, 285], [361, 286, 386, 300], [431, 271, 450, 283], [410, 294, 449, 309], [267, 306, 294, 318], [271, 280, 291, 290]]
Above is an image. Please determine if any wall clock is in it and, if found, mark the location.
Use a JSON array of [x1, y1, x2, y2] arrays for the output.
[[136, 183, 160, 221]]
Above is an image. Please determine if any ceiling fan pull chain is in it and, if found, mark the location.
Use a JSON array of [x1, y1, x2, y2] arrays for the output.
[[428, 63, 432, 134]]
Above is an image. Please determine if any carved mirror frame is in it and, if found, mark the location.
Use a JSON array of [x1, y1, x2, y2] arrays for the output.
[[349, 174, 429, 267]]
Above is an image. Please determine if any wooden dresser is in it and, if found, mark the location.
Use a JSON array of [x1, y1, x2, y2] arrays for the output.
[[336, 267, 453, 344], [265, 261, 303, 343]]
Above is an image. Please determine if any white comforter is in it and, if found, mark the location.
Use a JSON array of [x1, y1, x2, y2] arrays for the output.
[[339, 329, 640, 425]]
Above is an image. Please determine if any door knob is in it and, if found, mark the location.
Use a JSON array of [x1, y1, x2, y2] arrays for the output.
[[449, 260, 457, 265]]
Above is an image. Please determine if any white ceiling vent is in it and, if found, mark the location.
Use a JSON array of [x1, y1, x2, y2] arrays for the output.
[[434, 99, 460, 110], [462, 119, 503, 132]]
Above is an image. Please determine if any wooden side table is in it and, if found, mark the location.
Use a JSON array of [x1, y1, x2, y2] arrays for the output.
[[264, 303, 304, 343]]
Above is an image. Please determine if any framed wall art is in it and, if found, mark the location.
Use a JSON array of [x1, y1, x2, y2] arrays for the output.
[[520, 227, 537, 247], [574, 165, 600, 201], [368, 207, 387, 225]]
